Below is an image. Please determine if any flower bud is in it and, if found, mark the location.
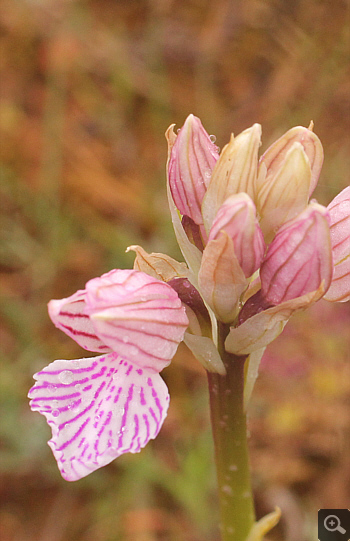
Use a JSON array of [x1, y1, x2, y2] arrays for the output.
[[260, 203, 333, 305], [258, 124, 323, 196], [198, 232, 247, 323], [257, 142, 311, 242], [323, 186, 350, 302], [168, 114, 219, 225], [208, 193, 265, 277], [201, 123, 261, 231]]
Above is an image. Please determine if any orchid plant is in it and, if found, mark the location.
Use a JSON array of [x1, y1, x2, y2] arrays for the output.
[[29, 115, 350, 541]]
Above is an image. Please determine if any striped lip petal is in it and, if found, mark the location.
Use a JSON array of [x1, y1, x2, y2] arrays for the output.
[[48, 290, 111, 353], [28, 353, 169, 481]]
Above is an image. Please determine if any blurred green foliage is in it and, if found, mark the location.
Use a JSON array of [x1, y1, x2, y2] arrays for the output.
[[0, 0, 349, 540]]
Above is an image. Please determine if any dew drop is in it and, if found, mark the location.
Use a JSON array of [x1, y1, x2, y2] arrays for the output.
[[59, 370, 74, 385], [52, 409, 60, 417], [122, 336, 130, 343], [209, 134, 216, 143], [204, 169, 212, 181]]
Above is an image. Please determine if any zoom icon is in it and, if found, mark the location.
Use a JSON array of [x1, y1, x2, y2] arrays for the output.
[[318, 509, 350, 540]]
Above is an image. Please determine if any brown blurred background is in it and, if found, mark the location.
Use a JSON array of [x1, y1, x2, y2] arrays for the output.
[[0, 1, 349, 540]]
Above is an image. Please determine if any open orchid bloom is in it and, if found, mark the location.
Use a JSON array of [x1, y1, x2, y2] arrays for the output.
[[29, 269, 188, 481]]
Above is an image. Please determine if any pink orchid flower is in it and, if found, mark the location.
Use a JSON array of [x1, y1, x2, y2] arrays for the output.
[[28, 269, 188, 481]]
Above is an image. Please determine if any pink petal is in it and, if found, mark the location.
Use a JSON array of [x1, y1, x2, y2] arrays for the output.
[[324, 186, 350, 302], [48, 290, 111, 353], [260, 203, 333, 304], [28, 353, 169, 481], [208, 193, 265, 277], [85, 270, 189, 373], [168, 114, 219, 225]]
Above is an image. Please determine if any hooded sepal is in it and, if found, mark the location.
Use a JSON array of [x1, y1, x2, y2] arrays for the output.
[[201, 124, 261, 231], [198, 231, 247, 323]]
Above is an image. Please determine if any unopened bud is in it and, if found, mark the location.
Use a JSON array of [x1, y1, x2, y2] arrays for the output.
[[209, 193, 265, 277], [258, 124, 323, 196], [168, 114, 219, 225], [202, 123, 261, 231], [260, 203, 333, 305]]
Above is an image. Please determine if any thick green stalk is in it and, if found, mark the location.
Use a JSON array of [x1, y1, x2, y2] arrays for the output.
[[208, 322, 255, 541]]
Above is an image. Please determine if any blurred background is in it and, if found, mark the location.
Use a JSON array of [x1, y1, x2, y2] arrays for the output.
[[1, 0, 349, 540]]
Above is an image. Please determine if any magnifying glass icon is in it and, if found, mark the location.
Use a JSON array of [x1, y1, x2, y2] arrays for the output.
[[324, 514, 346, 534]]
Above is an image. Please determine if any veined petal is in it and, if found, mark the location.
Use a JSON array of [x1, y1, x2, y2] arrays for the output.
[[258, 124, 323, 196], [198, 232, 247, 323], [208, 193, 265, 277], [202, 124, 261, 232], [260, 203, 333, 304], [85, 270, 189, 373], [165, 148, 203, 280], [167, 114, 219, 225], [48, 291, 111, 353], [28, 353, 169, 481], [257, 143, 311, 242], [324, 186, 350, 302]]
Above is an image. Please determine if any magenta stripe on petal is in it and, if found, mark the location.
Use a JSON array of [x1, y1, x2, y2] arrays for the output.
[[48, 291, 111, 353], [28, 353, 169, 481]]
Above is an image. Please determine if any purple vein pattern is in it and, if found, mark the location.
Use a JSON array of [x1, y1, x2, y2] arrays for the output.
[[29, 269, 188, 480], [48, 290, 112, 353], [29, 352, 169, 481]]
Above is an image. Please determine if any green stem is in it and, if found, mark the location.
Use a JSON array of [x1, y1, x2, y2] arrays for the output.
[[208, 322, 255, 541]]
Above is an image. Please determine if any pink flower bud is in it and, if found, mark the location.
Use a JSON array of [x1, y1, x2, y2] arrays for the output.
[[260, 203, 333, 305], [208, 193, 265, 277], [323, 186, 350, 302], [168, 114, 219, 225], [258, 124, 323, 197]]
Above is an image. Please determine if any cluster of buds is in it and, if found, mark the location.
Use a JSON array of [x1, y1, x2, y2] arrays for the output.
[[164, 115, 349, 361]]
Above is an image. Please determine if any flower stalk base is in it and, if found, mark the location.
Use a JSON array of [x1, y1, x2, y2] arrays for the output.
[[208, 322, 255, 541]]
